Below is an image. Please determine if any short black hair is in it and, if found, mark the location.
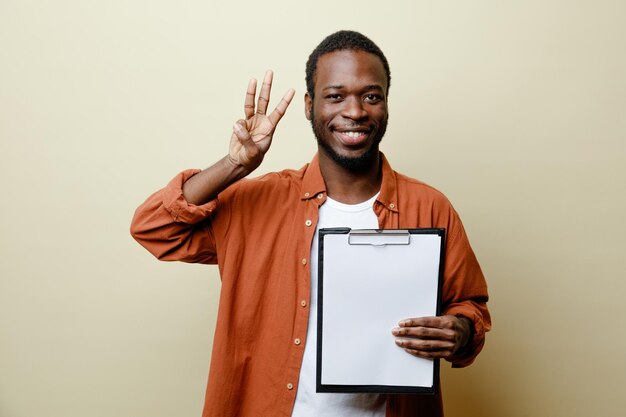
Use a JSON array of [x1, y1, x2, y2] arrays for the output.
[[305, 30, 391, 98]]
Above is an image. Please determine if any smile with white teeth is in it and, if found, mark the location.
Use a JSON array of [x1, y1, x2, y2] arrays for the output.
[[342, 131, 366, 138], [334, 129, 370, 146]]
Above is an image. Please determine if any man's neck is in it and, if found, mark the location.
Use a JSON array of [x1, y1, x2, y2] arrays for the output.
[[318, 150, 382, 205]]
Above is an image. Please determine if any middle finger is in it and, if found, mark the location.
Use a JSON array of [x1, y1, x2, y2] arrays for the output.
[[256, 70, 273, 115]]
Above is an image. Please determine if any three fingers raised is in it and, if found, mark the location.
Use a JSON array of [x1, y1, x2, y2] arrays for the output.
[[243, 70, 294, 125]]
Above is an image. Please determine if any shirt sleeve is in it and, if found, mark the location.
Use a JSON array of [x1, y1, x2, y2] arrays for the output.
[[441, 214, 492, 368], [130, 169, 224, 265]]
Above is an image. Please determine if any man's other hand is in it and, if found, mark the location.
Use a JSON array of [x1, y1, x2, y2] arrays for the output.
[[391, 315, 473, 360]]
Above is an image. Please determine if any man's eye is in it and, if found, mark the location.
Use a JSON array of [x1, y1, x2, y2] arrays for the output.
[[325, 94, 342, 101], [364, 94, 382, 102]]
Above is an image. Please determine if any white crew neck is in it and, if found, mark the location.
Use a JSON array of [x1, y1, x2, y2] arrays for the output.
[[324, 192, 380, 213]]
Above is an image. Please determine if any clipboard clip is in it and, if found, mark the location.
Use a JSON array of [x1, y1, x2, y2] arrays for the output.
[[348, 229, 411, 246]]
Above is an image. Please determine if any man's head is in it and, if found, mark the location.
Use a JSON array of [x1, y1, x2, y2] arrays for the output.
[[305, 31, 390, 172]]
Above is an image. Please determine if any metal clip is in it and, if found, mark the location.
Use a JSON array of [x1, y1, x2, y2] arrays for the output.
[[347, 229, 411, 246]]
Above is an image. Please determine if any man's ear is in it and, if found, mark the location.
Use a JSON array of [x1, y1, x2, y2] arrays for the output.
[[304, 93, 312, 120]]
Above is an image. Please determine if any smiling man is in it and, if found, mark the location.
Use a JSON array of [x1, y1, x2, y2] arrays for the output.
[[131, 31, 490, 417]]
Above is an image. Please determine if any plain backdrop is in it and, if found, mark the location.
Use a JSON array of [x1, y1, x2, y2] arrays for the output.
[[1, 1, 625, 416]]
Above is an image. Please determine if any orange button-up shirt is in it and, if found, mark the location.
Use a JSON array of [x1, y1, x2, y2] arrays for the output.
[[131, 154, 490, 417]]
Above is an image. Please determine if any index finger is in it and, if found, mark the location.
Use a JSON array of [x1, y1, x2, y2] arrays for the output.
[[398, 316, 445, 328], [268, 88, 295, 126]]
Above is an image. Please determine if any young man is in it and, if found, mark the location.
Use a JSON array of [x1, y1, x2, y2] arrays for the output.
[[131, 30, 490, 417]]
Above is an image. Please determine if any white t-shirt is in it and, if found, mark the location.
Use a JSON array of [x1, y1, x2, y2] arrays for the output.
[[291, 193, 385, 417]]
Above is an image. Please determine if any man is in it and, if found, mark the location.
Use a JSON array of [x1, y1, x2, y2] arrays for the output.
[[131, 30, 490, 417]]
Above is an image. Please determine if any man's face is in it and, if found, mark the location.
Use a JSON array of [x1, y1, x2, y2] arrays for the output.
[[305, 49, 389, 172]]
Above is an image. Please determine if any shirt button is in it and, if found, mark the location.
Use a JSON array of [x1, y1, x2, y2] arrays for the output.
[[389, 203, 395, 209], [304, 192, 310, 197], [301, 258, 307, 265], [300, 300, 307, 307], [294, 338, 301, 345], [305, 220, 312, 227], [287, 383, 294, 390], [317, 193, 323, 199]]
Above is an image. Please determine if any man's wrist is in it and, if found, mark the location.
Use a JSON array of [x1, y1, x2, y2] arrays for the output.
[[456, 316, 475, 352], [224, 155, 256, 180]]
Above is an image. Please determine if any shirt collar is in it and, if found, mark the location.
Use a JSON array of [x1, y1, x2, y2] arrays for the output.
[[301, 152, 399, 213]]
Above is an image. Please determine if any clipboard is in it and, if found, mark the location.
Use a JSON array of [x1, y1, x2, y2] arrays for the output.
[[316, 228, 446, 394]]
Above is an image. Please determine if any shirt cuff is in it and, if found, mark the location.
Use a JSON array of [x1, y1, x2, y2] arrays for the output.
[[444, 303, 487, 368], [162, 169, 219, 224]]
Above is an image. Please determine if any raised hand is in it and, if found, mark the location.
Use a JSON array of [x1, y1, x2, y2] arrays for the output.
[[181, 71, 294, 205], [228, 70, 296, 173]]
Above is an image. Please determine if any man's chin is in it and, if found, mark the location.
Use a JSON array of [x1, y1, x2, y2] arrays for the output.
[[319, 142, 380, 172]]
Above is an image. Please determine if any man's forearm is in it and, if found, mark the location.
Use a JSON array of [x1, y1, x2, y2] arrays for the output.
[[182, 155, 251, 205]]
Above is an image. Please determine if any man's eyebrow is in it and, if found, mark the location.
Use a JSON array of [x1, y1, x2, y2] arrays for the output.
[[322, 84, 384, 91], [322, 85, 344, 91]]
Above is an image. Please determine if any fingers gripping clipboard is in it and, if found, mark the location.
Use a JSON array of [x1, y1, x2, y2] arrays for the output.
[[316, 228, 445, 394]]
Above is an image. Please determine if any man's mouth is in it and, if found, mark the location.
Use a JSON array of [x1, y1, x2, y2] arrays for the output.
[[333, 129, 371, 147]]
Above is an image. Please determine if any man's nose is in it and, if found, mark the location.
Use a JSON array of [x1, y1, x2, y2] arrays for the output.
[[341, 96, 368, 120]]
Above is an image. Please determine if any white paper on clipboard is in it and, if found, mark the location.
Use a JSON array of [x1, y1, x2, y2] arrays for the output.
[[317, 228, 445, 393]]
